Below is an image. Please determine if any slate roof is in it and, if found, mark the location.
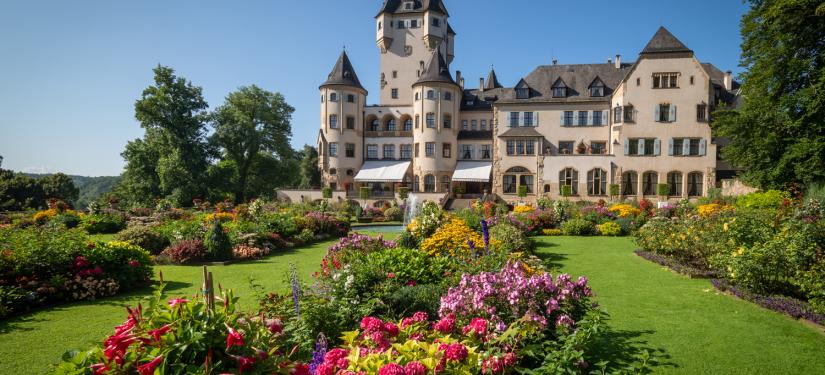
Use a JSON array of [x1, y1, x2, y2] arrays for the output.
[[497, 63, 632, 104], [485, 69, 503, 89], [320, 51, 365, 92], [641, 27, 693, 55], [377, 0, 449, 17], [415, 48, 456, 86], [498, 127, 545, 138], [461, 87, 505, 111], [458, 130, 493, 140]]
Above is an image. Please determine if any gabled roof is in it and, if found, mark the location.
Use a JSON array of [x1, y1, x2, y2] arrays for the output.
[[499, 127, 544, 138], [414, 48, 456, 86], [320, 51, 365, 92], [377, 0, 449, 17], [640, 26, 693, 55], [497, 63, 631, 104], [551, 78, 567, 88], [485, 68, 502, 89], [588, 77, 604, 87]]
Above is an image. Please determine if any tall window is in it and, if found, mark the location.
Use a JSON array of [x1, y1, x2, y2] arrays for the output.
[[329, 114, 338, 129], [588, 169, 607, 196], [367, 145, 378, 159], [653, 73, 679, 88], [414, 175, 420, 192], [347, 94, 355, 103], [329, 143, 338, 157], [441, 175, 450, 192], [425, 142, 435, 157], [400, 144, 411, 159], [444, 92, 452, 101], [667, 172, 683, 196], [559, 168, 579, 195], [386, 118, 396, 131], [578, 111, 588, 126], [404, 118, 412, 131], [592, 111, 603, 125], [424, 175, 435, 192], [622, 171, 638, 196], [414, 143, 419, 158], [590, 81, 604, 97], [345, 143, 355, 158], [523, 112, 533, 127], [624, 105, 635, 123], [462, 120, 468, 130], [657, 103, 674, 122], [481, 119, 487, 130], [383, 144, 395, 159], [697, 103, 708, 122], [504, 167, 533, 194], [460, 144, 473, 160], [426, 113, 435, 128], [370, 119, 380, 131], [563, 111, 574, 126], [471, 120, 477, 130], [614, 106, 623, 123], [443, 114, 452, 129], [346, 116, 355, 129], [442, 143, 451, 158], [510, 112, 519, 127], [506, 140, 514, 156], [480, 144, 492, 159], [503, 175, 517, 194], [642, 172, 658, 196], [688, 172, 704, 197], [415, 115, 420, 128]]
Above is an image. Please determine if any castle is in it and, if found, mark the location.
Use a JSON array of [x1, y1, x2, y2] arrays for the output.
[[316, 0, 739, 205]]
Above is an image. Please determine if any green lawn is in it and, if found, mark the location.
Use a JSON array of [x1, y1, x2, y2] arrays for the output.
[[1, 235, 823, 374], [536, 236, 825, 374]]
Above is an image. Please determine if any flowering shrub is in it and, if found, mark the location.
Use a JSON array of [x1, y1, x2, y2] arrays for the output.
[[55, 287, 310, 374], [296, 212, 350, 238], [697, 203, 730, 218], [735, 190, 790, 210], [608, 204, 641, 218], [598, 221, 622, 236], [160, 239, 207, 264], [81, 211, 128, 234], [204, 211, 236, 223], [420, 218, 483, 257], [114, 225, 170, 255], [542, 228, 563, 236], [405, 201, 446, 242], [233, 244, 271, 260], [319, 233, 396, 277], [561, 218, 595, 236], [489, 222, 534, 253], [513, 205, 534, 214]]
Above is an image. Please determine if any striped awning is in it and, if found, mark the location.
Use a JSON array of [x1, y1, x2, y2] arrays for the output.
[[452, 161, 492, 182], [354, 160, 411, 182]]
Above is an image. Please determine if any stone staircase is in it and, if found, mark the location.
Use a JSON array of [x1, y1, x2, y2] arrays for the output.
[[445, 198, 476, 211]]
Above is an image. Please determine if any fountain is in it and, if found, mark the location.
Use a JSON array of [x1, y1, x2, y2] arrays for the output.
[[403, 193, 421, 226]]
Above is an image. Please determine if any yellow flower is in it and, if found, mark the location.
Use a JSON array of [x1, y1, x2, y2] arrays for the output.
[[513, 205, 535, 214], [420, 218, 484, 257], [723, 223, 730, 232]]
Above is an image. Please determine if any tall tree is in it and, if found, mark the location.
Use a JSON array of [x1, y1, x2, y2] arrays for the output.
[[211, 85, 295, 203], [298, 145, 321, 189], [713, 0, 825, 189], [120, 65, 211, 206], [0, 173, 45, 211], [39, 173, 79, 203]]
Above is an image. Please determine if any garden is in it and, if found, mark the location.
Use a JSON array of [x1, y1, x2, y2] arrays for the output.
[[0, 191, 824, 374]]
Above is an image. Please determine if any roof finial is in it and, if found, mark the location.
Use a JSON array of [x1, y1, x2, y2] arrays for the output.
[[342, 44, 347, 52]]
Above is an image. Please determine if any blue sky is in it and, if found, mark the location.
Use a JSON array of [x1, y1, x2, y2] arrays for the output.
[[0, 0, 749, 176]]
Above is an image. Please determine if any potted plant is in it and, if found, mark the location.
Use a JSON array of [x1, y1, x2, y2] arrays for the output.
[[609, 184, 620, 201], [517, 185, 528, 202], [453, 186, 465, 199], [561, 185, 573, 198], [322, 186, 332, 199], [657, 183, 670, 203], [398, 186, 410, 200]]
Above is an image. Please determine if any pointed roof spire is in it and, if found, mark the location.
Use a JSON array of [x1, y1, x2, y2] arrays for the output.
[[414, 48, 456, 86], [485, 67, 502, 89], [320, 50, 365, 92], [377, 0, 449, 17], [640, 26, 693, 55]]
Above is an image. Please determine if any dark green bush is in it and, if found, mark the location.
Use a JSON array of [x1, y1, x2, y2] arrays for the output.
[[203, 220, 232, 261], [81, 212, 127, 234], [561, 218, 595, 236], [115, 225, 170, 254]]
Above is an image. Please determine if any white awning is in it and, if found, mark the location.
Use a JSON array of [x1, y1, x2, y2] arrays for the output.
[[354, 160, 411, 182], [452, 161, 492, 182]]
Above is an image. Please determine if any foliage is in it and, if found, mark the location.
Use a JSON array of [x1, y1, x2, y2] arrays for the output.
[[608, 204, 641, 218], [0, 170, 46, 210], [489, 222, 534, 253], [232, 244, 271, 260], [405, 201, 446, 242], [38, 173, 80, 203], [542, 228, 563, 236], [159, 239, 207, 264], [203, 220, 233, 261], [735, 190, 790, 210], [81, 212, 127, 234], [298, 145, 321, 189], [561, 218, 595, 236], [513, 205, 534, 214], [114, 225, 170, 255], [420, 218, 483, 257], [598, 221, 622, 236], [54, 286, 308, 374], [711, 0, 825, 189], [657, 183, 669, 197]]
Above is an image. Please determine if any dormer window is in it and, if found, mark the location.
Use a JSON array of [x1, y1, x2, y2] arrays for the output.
[[405, 2, 413, 10], [589, 78, 605, 97], [515, 79, 531, 99], [552, 79, 568, 98]]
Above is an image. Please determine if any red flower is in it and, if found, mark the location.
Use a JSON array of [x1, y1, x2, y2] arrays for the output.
[[236, 355, 256, 373], [404, 361, 426, 375], [167, 298, 189, 308], [406, 280, 416, 286], [383, 322, 399, 337], [377, 363, 405, 375], [462, 317, 488, 338], [444, 343, 468, 362], [225, 324, 245, 350], [103, 331, 136, 365], [137, 355, 163, 375], [128, 260, 141, 267], [89, 363, 108, 375], [266, 318, 283, 334], [433, 314, 455, 333], [147, 324, 172, 342], [360, 316, 383, 332], [292, 363, 310, 375], [386, 272, 396, 279]]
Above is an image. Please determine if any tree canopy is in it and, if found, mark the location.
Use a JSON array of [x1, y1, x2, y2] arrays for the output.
[[713, 0, 825, 189]]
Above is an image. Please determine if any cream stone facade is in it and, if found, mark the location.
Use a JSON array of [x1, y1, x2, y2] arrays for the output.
[[317, 0, 739, 205]]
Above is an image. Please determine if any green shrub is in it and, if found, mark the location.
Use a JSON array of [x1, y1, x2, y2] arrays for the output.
[[561, 185, 573, 197], [81, 212, 127, 234], [490, 222, 535, 253], [384, 284, 445, 317], [735, 190, 789, 210], [383, 206, 403, 221], [518, 185, 528, 198], [599, 221, 622, 236], [727, 228, 816, 295], [609, 184, 620, 197], [322, 186, 332, 199], [115, 225, 170, 254], [657, 183, 670, 197], [296, 228, 315, 243], [203, 220, 232, 261], [398, 186, 410, 200], [51, 212, 82, 229], [86, 241, 152, 290], [561, 218, 595, 236]]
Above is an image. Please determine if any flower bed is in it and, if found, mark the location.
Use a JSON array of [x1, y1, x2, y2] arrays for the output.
[[711, 279, 825, 326], [634, 250, 724, 279]]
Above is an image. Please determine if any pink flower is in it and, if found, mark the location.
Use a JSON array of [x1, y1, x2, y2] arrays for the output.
[[128, 260, 141, 267], [236, 355, 256, 373], [266, 319, 283, 334], [555, 314, 574, 328], [406, 280, 417, 286], [383, 322, 399, 337], [404, 361, 426, 375], [167, 298, 189, 308], [315, 363, 335, 375], [433, 314, 455, 333], [324, 348, 349, 364], [137, 356, 163, 375], [444, 343, 468, 362], [387, 272, 396, 279], [147, 324, 172, 342], [377, 363, 406, 375], [462, 317, 488, 337], [412, 312, 428, 322], [225, 324, 245, 350], [360, 316, 383, 332], [89, 363, 108, 375]]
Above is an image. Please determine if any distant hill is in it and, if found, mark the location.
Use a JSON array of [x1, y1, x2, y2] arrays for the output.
[[26, 173, 121, 209]]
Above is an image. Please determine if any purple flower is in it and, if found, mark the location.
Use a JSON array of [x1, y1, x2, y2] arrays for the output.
[[468, 239, 476, 257], [289, 263, 301, 317], [481, 220, 490, 255], [308, 334, 328, 374]]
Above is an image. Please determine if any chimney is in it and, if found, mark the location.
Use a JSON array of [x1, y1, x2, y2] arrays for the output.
[[479, 77, 485, 93], [608, 58, 613, 65], [456, 70, 463, 89], [460, 77, 465, 89], [724, 70, 733, 91], [615, 54, 621, 69]]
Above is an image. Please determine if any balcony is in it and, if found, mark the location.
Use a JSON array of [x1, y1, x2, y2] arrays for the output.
[[365, 130, 413, 138]]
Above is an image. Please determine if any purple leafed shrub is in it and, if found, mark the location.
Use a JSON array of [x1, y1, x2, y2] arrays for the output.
[[634, 250, 723, 279], [711, 279, 825, 326]]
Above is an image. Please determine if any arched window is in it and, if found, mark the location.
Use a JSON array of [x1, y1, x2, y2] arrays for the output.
[[504, 167, 533, 195], [642, 171, 658, 196], [559, 168, 579, 195], [386, 118, 397, 131], [329, 92, 338, 102], [687, 172, 704, 197], [441, 175, 451, 193], [667, 172, 683, 197], [587, 168, 607, 196], [370, 119, 380, 131], [329, 168, 337, 175], [414, 175, 420, 192], [403, 118, 412, 131], [424, 175, 435, 192], [443, 114, 452, 129], [622, 171, 638, 196], [544, 184, 551, 193], [426, 113, 436, 128]]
